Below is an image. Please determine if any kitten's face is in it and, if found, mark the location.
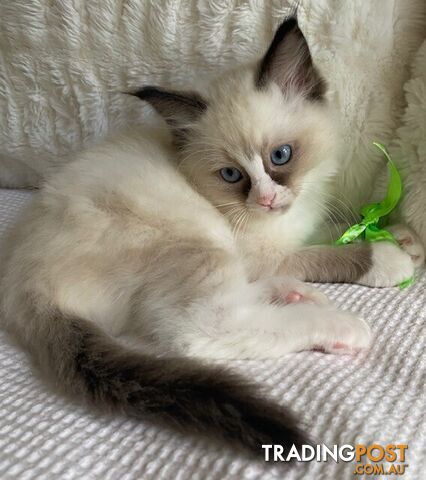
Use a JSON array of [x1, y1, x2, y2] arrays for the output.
[[179, 71, 337, 220], [134, 18, 338, 225]]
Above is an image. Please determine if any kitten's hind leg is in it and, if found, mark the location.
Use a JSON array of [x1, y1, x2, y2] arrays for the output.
[[180, 298, 371, 361]]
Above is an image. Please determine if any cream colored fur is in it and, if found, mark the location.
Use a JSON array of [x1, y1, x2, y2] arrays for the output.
[[1, 15, 423, 366], [0, 124, 372, 360], [179, 68, 339, 277]]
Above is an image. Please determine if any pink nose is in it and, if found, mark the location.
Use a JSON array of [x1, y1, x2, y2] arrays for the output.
[[258, 193, 276, 208]]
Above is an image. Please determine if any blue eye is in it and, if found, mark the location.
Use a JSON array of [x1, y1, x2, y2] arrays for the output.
[[220, 167, 243, 183], [270, 144, 292, 166]]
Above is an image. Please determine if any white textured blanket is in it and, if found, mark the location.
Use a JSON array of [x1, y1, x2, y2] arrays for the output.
[[0, 189, 425, 479]]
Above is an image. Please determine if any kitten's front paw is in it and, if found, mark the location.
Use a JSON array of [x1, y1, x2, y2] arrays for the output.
[[358, 241, 415, 287], [387, 224, 425, 268], [268, 276, 330, 305], [315, 311, 371, 355]]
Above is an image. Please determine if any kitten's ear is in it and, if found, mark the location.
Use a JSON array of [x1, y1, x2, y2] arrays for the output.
[[130, 87, 208, 144], [256, 17, 326, 101]]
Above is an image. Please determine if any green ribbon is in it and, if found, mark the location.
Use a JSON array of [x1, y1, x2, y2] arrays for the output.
[[335, 142, 413, 289]]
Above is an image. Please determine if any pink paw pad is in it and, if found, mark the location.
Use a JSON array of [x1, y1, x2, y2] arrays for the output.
[[284, 291, 303, 304], [331, 342, 361, 354]]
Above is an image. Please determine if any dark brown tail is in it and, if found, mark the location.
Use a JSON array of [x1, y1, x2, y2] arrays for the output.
[[30, 311, 308, 458]]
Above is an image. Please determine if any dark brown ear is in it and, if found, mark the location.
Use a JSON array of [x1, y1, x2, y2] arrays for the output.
[[256, 17, 326, 101], [130, 87, 208, 144]]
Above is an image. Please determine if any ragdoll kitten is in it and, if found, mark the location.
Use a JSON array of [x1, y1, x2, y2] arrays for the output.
[[0, 18, 423, 455]]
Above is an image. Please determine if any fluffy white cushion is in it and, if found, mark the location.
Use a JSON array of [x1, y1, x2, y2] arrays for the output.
[[393, 39, 426, 247]]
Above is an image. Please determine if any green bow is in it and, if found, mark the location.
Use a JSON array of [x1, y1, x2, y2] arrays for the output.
[[335, 142, 414, 289]]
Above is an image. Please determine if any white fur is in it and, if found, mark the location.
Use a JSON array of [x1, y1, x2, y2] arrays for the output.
[[0, 128, 371, 360], [387, 224, 425, 268], [358, 242, 415, 288], [357, 225, 425, 287]]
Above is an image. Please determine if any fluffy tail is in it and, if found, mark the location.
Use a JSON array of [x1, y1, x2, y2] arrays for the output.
[[28, 310, 308, 458]]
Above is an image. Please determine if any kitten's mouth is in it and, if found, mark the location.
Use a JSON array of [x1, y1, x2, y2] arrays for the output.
[[255, 203, 291, 214]]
